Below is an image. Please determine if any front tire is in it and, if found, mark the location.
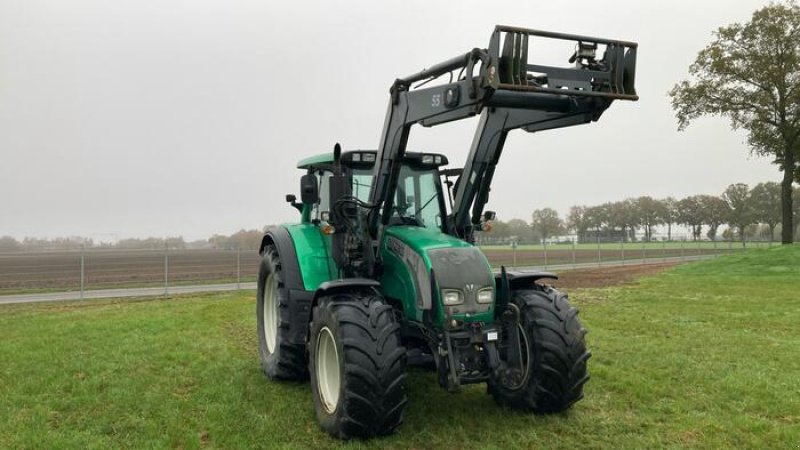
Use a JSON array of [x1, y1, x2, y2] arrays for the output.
[[256, 245, 307, 380], [309, 293, 408, 438], [490, 286, 590, 413]]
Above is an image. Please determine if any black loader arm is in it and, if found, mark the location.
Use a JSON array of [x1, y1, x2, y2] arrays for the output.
[[366, 25, 638, 242]]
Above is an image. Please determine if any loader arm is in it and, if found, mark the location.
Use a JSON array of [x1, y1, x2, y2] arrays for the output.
[[364, 24, 637, 261]]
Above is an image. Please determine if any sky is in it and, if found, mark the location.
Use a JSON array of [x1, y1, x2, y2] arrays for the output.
[[0, 0, 782, 242]]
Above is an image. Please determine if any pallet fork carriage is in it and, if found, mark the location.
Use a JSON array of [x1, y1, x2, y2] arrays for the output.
[[256, 25, 638, 439]]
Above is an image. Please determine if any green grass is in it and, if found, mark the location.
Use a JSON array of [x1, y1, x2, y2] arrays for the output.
[[1, 246, 798, 448]]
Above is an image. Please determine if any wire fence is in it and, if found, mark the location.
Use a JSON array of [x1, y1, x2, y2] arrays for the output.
[[0, 248, 261, 297], [0, 237, 779, 297], [481, 236, 774, 270]]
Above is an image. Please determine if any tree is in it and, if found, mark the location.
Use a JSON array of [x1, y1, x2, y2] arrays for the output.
[[531, 208, 564, 242], [607, 200, 639, 242], [677, 196, 704, 240], [660, 197, 679, 241], [583, 205, 608, 241], [0, 236, 20, 252], [208, 234, 230, 249], [228, 229, 262, 250], [567, 206, 589, 242], [486, 219, 510, 244], [794, 186, 800, 238], [669, 2, 800, 244], [750, 181, 782, 240], [723, 183, 755, 243], [697, 195, 730, 240], [507, 219, 535, 244], [634, 196, 666, 241]]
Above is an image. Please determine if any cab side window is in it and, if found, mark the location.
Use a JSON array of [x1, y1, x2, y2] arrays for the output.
[[311, 171, 332, 220]]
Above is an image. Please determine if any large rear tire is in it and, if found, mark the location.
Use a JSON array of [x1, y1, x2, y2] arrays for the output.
[[309, 293, 407, 438], [489, 286, 590, 413], [256, 245, 307, 380]]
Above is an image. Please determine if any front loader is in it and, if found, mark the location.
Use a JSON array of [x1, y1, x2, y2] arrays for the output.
[[256, 25, 638, 438]]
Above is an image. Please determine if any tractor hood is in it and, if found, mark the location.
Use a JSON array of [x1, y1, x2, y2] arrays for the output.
[[382, 226, 495, 324]]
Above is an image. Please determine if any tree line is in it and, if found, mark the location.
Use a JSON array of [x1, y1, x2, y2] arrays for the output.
[[2, 180, 798, 251], [0, 229, 269, 252], [483, 182, 800, 244]]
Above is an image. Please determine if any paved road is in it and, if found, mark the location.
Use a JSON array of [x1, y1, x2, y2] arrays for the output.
[[0, 255, 714, 306]]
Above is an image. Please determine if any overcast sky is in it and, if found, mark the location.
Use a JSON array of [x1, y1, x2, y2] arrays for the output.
[[0, 0, 781, 242]]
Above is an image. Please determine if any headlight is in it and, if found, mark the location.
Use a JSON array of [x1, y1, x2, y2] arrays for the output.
[[441, 289, 463, 305], [477, 288, 494, 304]]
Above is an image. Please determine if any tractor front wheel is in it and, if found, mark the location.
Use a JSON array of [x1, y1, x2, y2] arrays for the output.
[[309, 293, 407, 438], [256, 245, 307, 380], [489, 286, 590, 413]]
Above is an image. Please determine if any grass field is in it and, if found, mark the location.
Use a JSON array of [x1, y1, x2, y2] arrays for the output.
[[1, 247, 798, 448]]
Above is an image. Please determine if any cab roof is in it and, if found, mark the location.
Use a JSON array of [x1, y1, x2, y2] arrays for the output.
[[297, 150, 448, 171]]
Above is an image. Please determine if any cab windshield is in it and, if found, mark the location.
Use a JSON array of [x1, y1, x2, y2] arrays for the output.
[[351, 165, 444, 230]]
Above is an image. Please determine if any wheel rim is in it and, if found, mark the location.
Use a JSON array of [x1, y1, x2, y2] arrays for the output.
[[263, 273, 278, 353], [316, 326, 341, 413]]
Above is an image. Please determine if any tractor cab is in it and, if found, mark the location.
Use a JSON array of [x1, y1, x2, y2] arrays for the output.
[[293, 150, 450, 232]]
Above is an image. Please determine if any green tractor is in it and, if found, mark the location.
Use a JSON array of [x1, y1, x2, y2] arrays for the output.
[[256, 25, 638, 438]]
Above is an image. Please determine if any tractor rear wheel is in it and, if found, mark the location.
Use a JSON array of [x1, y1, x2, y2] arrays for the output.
[[489, 286, 590, 413], [309, 293, 407, 438], [256, 245, 307, 380]]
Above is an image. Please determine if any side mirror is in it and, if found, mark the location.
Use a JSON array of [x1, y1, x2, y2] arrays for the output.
[[286, 194, 302, 213], [483, 210, 497, 221], [300, 174, 319, 204]]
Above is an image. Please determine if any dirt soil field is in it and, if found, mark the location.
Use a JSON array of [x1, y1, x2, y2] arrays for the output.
[[539, 262, 681, 290], [0, 247, 689, 294]]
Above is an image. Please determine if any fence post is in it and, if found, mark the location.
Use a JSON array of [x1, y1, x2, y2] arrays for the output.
[[80, 245, 85, 300], [572, 237, 576, 269], [237, 248, 241, 290], [680, 239, 684, 260], [620, 239, 625, 265], [641, 239, 645, 263], [164, 246, 169, 295], [543, 240, 548, 270], [597, 235, 601, 267], [512, 241, 517, 269]]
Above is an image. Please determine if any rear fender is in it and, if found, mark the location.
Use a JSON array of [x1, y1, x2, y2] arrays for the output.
[[259, 227, 312, 345]]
